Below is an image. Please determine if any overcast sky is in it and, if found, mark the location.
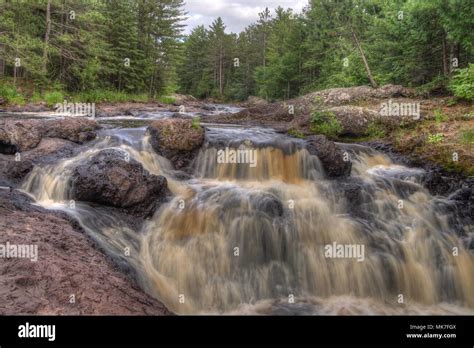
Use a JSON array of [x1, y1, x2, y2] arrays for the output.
[[183, 0, 308, 34]]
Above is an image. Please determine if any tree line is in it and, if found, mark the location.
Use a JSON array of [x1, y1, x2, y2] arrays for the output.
[[0, 0, 185, 98], [179, 0, 473, 101], [1, 0, 473, 102]]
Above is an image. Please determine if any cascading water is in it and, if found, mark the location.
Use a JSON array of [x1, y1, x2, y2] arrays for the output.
[[21, 125, 474, 315]]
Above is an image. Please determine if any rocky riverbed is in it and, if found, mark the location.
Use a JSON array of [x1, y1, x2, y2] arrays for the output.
[[0, 85, 472, 315]]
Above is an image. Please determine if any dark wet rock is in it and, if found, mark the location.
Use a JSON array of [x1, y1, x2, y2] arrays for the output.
[[306, 135, 351, 178], [251, 193, 284, 218], [202, 104, 216, 111], [447, 186, 474, 228], [0, 159, 33, 185], [70, 149, 170, 217], [21, 137, 78, 165], [0, 138, 79, 188], [327, 177, 370, 219], [421, 168, 468, 196], [147, 118, 205, 171], [171, 112, 193, 119], [173, 171, 193, 181]]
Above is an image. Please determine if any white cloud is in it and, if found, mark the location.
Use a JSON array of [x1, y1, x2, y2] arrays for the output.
[[183, 0, 308, 34]]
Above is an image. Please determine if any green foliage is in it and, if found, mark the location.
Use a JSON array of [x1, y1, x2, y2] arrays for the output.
[[158, 96, 176, 105], [287, 129, 306, 139], [30, 91, 43, 103], [367, 122, 387, 138], [460, 129, 474, 144], [427, 133, 444, 144], [191, 116, 201, 130], [0, 1, 473, 104], [0, 0, 185, 98], [417, 76, 449, 96], [73, 90, 148, 103], [310, 110, 342, 138], [449, 64, 474, 101], [44, 91, 64, 107], [434, 109, 449, 123], [0, 82, 25, 105]]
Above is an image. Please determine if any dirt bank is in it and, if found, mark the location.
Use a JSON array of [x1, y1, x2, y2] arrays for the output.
[[0, 189, 171, 315]]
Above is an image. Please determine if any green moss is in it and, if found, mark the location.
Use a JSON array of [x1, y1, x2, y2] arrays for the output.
[[287, 129, 306, 139], [460, 129, 474, 144], [310, 110, 342, 138], [191, 116, 201, 130]]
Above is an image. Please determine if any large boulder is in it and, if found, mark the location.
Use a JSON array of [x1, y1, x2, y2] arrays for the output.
[[327, 106, 378, 136], [44, 118, 99, 143], [0, 138, 79, 188], [70, 149, 169, 217], [306, 135, 352, 178], [0, 118, 100, 155], [301, 84, 415, 106], [0, 120, 42, 153], [0, 158, 33, 186], [246, 96, 268, 107], [147, 118, 205, 170]]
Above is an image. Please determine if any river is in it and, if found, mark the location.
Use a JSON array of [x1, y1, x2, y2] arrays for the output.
[[15, 110, 474, 315]]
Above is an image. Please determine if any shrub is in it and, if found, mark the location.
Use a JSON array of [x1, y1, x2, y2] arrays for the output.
[[0, 83, 25, 105], [44, 91, 64, 106], [449, 64, 474, 101], [460, 129, 474, 144], [74, 90, 149, 103], [433, 109, 448, 123], [427, 133, 444, 144], [367, 121, 386, 138], [310, 110, 342, 138], [30, 91, 43, 103], [191, 116, 201, 129], [288, 129, 306, 139], [158, 95, 176, 104]]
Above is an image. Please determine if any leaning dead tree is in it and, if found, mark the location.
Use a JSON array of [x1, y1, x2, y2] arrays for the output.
[[350, 25, 378, 88]]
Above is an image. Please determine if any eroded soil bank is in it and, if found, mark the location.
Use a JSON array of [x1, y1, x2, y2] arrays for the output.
[[0, 189, 170, 315]]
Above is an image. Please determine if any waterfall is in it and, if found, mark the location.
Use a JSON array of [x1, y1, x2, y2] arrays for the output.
[[21, 126, 474, 314]]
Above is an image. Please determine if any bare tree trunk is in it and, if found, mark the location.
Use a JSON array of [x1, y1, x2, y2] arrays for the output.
[[262, 32, 266, 67], [351, 26, 377, 88], [219, 44, 223, 96], [0, 43, 5, 77], [442, 36, 449, 77], [42, 0, 51, 78], [59, 0, 65, 82]]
